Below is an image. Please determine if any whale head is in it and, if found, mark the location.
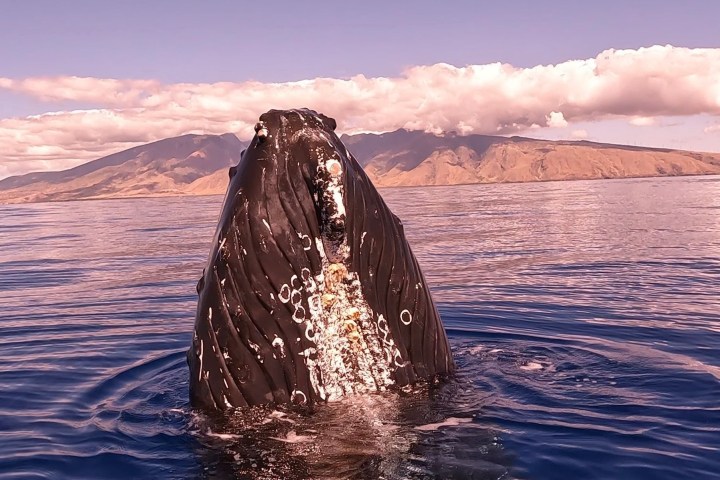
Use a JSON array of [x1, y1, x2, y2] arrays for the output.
[[189, 109, 454, 410]]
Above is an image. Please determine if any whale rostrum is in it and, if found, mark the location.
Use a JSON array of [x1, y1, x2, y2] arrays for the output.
[[188, 109, 455, 410]]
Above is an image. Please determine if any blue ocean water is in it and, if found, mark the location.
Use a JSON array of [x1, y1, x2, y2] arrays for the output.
[[1, 176, 719, 479]]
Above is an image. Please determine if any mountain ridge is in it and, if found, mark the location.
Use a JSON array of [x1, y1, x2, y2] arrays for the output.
[[0, 133, 248, 203], [2, 129, 720, 204]]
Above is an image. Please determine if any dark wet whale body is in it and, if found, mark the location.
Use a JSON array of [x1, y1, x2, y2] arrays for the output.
[[189, 109, 454, 410]]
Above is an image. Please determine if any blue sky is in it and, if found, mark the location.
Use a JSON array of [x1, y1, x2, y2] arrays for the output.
[[2, 0, 717, 82], [1, 0, 719, 178]]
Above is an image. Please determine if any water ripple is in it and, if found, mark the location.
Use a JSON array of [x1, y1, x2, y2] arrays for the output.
[[1, 177, 720, 479]]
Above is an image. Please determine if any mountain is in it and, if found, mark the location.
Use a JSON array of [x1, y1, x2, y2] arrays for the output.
[[0, 133, 247, 203], [341, 130, 720, 187], [1, 130, 720, 204]]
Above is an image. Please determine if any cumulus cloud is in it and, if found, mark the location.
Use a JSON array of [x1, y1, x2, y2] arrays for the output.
[[571, 129, 589, 139], [1, 44, 720, 178], [546, 111, 568, 128], [705, 124, 720, 133]]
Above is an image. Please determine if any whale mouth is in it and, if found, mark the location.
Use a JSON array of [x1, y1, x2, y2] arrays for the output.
[[189, 109, 454, 410]]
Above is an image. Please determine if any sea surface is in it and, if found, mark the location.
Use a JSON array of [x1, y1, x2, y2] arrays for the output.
[[1, 176, 719, 479]]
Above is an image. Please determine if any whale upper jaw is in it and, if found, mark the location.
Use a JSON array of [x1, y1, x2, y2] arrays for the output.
[[189, 109, 454, 410]]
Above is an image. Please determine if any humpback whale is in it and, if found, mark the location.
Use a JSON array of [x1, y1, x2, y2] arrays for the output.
[[188, 109, 454, 410]]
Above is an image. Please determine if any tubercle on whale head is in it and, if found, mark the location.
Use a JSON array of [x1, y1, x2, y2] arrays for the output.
[[254, 121, 269, 141]]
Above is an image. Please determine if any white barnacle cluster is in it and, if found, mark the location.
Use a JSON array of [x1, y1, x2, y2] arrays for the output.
[[276, 247, 403, 403], [314, 263, 405, 398]]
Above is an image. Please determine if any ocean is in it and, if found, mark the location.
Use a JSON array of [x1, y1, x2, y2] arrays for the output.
[[1, 175, 719, 479]]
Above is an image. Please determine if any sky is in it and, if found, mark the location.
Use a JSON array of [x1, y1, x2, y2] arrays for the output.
[[1, 0, 719, 179]]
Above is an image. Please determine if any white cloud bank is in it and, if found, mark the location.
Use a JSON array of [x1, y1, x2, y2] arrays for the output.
[[1, 44, 720, 178]]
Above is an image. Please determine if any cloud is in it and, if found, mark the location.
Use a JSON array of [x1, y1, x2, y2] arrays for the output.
[[571, 129, 588, 139], [546, 111, 568, 128], [1, 44, 720, 178], [0, 77, 160, 105], [629, 116, 657, 126], [705, 124, 720, 133]]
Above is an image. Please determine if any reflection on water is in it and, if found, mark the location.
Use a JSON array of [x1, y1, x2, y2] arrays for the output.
[[1, 175, 719, 479]]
